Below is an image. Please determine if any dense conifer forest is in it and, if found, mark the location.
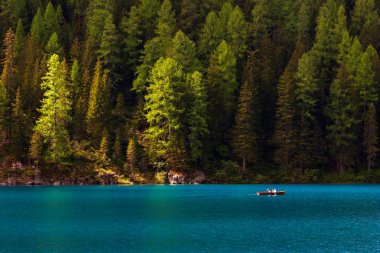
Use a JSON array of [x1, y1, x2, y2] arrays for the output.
[[0, 0, 380, 184]]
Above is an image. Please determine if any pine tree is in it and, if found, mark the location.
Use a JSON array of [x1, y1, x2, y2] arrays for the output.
[[274, 40, 306, 170], [207, 40, 238, 157], [30, 8, 44, 44], [98, 129, 109, 163], [43, 2, 59, 43], [0, 81, 8, 134], [125, 137, 137, 172], [45, 32, 63, 56], [70, 59, 81, 110], [363, 103, 378, 172], [1, 28, 16, 98], [227, 5, 248, 59], [29, 131, 43, 163], [295, 52, 322, 172], [97, 16, 120, 74], [326, 66, 357, 173], [86, 0, 115, 49], [86, 60, 111, 142], [10, 88, 27, 158], [34, 54, 72, 163], [138, 0, 161, 40], [155, 0, 176, 41], [120, 6, 142, 72], [351, 0, 378, 35], [231, 81, 255, 171], [143, 57, 186, 167], [133, 0, 177, 93], [14, 19, 25, 57], [187, 71, 208, 163], [178, 0, 202, 40], [112, 130, 123, 167], [198, 11, 223, 62], [168, 30, 200, 74]]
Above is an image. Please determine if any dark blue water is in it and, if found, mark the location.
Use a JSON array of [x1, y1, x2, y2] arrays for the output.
[[0, 185, 379, 253]]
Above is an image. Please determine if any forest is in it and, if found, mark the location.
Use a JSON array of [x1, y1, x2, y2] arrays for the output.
[[0, 0, 380, 184]]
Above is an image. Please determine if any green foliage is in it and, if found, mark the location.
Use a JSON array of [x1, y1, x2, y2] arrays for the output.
[[34, 54, 72, 163], [232, 81, 255, 171], [86, 60, 111, 141], [154, 171, 167, 184], [97, 17, 120, 73], [187, 71, 208, 162], [30, 8, 44, 44], [14, 19, 24, 57], [45, 32, 62, 56], [143, 57, 186, 167], [0, 81, 8, 132], [43, 2, 59, 43]]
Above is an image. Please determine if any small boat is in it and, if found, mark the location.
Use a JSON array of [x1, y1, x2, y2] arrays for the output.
[[257, 191, 285, 196]]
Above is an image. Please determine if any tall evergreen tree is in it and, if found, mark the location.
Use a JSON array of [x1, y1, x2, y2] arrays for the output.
[[34, 54, 72, 163], [1, 28, 16, 98], [14, 19, 25, 57], [231, 81, 255, 171], [363, 103, 378, 172], [295, 52, 323, 172], [0, 81, 8, 135], [45, 32, 63, 56], [120, 6, 142, 73], [97, 16, 120, 76], [207, 40, 238, 157], [143, 57, 186, 169], [187, 71, 208, 163], [30, 8, 44, 44], [43, 2, 59, 43], [133, 0, 177, 93], [274, 41, 307, 170]]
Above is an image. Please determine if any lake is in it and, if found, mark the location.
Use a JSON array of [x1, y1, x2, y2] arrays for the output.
[[0, 185, 379, 252]]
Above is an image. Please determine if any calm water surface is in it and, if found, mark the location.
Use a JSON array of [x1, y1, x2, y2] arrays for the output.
[[0, 185, 379, 253]]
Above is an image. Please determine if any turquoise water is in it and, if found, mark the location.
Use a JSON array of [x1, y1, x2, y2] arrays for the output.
[[0, 185, 379, 253]]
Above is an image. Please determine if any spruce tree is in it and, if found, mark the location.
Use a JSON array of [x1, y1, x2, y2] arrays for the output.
[[363, 103, 378, 172], [10, 88, 27, 158], [143, 57, 186, 167], [125, 137, 137, 172], [227, 5, 248, 60], [133, 0, 177, 93], [97, 16, 120, 74], [231, 81, 255, 171], [120, 6, 142, 73], [274, 40, 306, 171], [0, 81, 7, 134], [295, 52, 322, 172], [14, 19, 25, 57], [198, 11, 223, 62], [207, 40, 237, 157], [326, 66, 357, 173], [187, 71, 208, 163], [1, 28, 15, 98], [45, 32, 63, 56], [168, 30, 200, 74], [86, 61, 111, 143], [30, 8, 44, 44], [34, 54, 72, 163], [43, 2, 59, 43]]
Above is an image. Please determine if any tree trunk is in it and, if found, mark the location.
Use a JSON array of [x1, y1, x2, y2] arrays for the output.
[[242, 157, 246, 172]]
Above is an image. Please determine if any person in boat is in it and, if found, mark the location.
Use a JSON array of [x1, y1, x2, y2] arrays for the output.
[[272, 188, 277, 194], [266, 188, 270, 192]]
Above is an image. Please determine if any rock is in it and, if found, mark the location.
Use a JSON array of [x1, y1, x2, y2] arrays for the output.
[[191, 171, 205, 184], [168, 170, 186, 185]]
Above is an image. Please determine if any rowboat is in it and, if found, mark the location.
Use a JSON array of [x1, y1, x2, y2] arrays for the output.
[[256, 191, 285, 196]]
